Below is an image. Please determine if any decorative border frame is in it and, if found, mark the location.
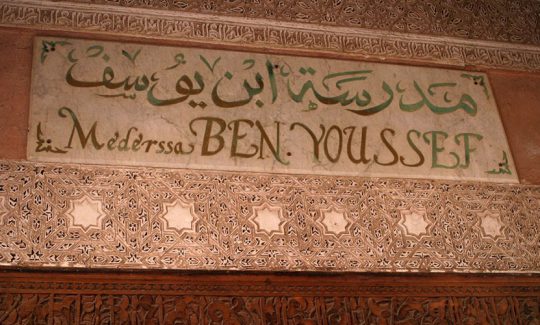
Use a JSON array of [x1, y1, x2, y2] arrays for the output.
[[1, 0, 540, 71], [1, 270, 539, 323], [0, 160, 538, 273]]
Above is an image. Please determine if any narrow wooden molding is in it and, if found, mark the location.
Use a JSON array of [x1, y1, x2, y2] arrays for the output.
[[1, 270, 539, 323]]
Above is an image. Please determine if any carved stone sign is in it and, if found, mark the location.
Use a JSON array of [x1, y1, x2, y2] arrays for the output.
[[28, 37, 517, 182]]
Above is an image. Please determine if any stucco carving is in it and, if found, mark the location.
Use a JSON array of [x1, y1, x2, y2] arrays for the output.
[[60, 0, 540, 47], [1, 0, 540, 71], [0, 160, 538, 272]]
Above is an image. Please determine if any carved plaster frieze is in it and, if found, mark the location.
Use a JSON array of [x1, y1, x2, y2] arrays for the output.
[[0, 160, 538, 272], [53, 0, 540, 47], [1, 0, 540, 72]]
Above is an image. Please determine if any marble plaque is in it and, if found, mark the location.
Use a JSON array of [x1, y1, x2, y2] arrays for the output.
[[28, 37, 517, 182]]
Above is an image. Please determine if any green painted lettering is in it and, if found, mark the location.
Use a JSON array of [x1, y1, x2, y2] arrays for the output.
[[455, 133, 483, 168], [118, 127, 138, 151], [423, 131, 459, 169]]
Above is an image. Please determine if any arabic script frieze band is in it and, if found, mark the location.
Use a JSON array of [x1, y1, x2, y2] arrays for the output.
[[1, 0, 540, 72]]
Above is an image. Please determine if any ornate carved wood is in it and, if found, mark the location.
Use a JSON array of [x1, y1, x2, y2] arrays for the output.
[[1, 270, 539, 323]]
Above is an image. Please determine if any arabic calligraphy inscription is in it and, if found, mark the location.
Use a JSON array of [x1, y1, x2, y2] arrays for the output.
[[28, 37, 517, 182]]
